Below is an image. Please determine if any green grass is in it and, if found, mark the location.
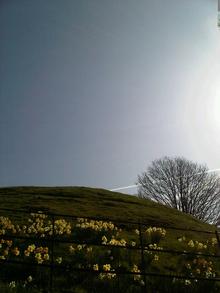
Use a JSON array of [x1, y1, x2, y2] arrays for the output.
[[0, 186, 215, 232], [0, 186, 217, 258], [0, 186, 219, 292]]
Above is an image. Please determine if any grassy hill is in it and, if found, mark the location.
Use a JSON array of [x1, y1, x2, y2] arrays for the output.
[[0, 186, 215, 232], [0, 187, 219, 292]]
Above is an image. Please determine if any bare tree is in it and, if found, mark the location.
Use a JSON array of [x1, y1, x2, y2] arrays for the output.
[[137, 157, 220, 223]]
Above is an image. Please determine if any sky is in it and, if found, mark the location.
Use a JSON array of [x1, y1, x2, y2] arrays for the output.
[[0, 0, 220, 193]]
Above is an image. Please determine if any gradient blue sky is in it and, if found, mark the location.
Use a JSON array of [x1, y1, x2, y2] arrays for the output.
[[1, 0, 220, 192]]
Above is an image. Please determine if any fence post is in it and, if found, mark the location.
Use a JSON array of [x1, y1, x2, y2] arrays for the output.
[[49, 214, 55, 293], [138, 221, 147, 293]]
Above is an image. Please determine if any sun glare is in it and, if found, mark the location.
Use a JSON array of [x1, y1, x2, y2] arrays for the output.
[[212, 86, 220, 127], [205, 60, 220, 133], [184, 44, 220, 157]]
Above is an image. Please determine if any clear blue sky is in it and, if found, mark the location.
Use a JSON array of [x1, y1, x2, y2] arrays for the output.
[[1, 0, 220, 192]]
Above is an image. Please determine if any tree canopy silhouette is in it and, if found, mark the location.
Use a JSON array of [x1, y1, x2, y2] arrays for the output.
[[137, 157, 220, 223]]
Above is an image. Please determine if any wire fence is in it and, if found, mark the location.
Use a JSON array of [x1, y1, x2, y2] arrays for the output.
[[0, 207, 220, 292]]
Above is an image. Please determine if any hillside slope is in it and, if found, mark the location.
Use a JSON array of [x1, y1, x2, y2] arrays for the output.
[[0, 186, 214, 232], [0, 186, 219, 293]]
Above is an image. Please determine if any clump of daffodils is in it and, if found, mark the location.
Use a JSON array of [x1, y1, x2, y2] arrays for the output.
[[187, 240, 207, 250], [131, 264, 141, 281], [69, 244, 93, 254], [76, 218, 117, 232], [101, 235, 126, 247], [178, 236, 209, 251], [145, 226, 166, 244], [135, 229, 140, 235], [208, 237, 218, 247], [27, 275, 33, 283], [92, 263, 116, 280], [8, 281, 16, 289], [178, 236, 186, 242], [23, 275, 33, 288], [185, 257, 216, 279], [0, 216, 17, 235], [0, 240, 21, 259], [148, 243, 163, 251], [0, 239, 14, 260], [26, 213, 72, 237], [11, 247, 20, 256], [99, 264, 116, 280], [55, 256, 62, 264], [24, 244, 36, 256], [187, 240, 195, 248], [54, 219, 71, 235], [24, 244, 49, 264], [93, 263, 99, 271], [134, 226, 166, 245], [185, 279, 191, 286], [145, 227, 166, 237]]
